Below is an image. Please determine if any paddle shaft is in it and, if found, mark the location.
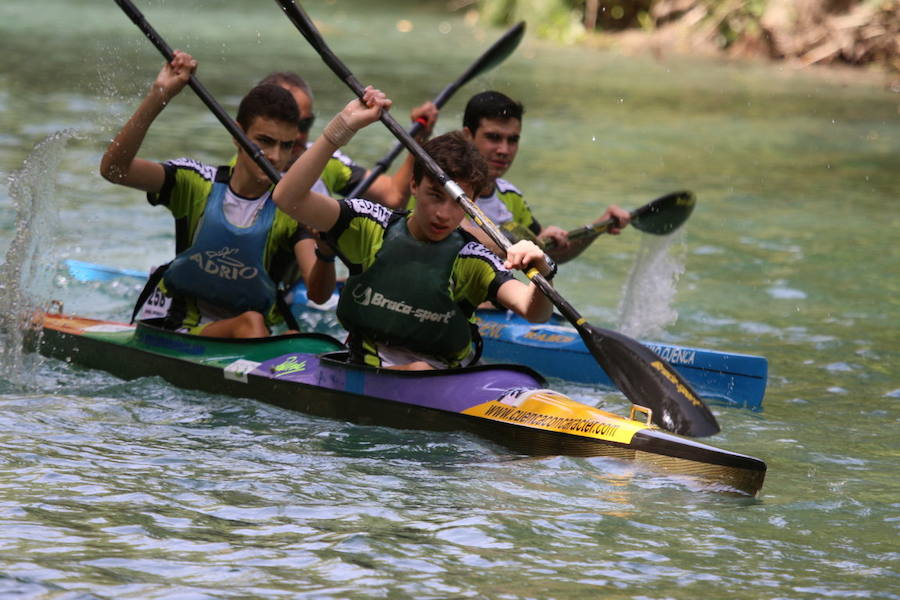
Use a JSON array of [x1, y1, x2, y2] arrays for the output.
[[541, 215, 623, 251], [113, 0, 282, 185], [346, 21, 525, 199]]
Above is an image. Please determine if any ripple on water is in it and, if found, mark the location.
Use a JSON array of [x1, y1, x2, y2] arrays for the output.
[[767, 286, 808, 300]]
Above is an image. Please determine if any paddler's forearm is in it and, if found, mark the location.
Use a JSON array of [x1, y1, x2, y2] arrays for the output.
[[99, 89, 166, 185], [296, 239, 338, 305], [273, 134, 342, 231], [496, 276, 553, 323], [522, 281, 554, 322], [276, 89, 390, 229]]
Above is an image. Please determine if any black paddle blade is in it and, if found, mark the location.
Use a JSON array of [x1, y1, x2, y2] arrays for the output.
[[463, 21, 526, 84], [632, 191, 696, 235], [577, 323, 720, 437]]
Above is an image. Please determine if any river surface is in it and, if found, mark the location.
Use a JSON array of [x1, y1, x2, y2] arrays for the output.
[[1, 1, 898, 598]]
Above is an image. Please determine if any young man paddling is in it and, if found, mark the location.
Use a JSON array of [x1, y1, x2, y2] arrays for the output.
[[100, 51, 334, 337], [259, 71, 436, 206], [461, 91, 631, 263], [272, 88, 556, 370]]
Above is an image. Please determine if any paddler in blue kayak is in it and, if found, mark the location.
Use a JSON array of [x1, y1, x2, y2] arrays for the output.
[[273, 87, 556, 371], [460, 91, 631, 263], [99, 51, 335, 338]]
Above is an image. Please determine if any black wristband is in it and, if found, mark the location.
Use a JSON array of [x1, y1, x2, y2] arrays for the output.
[[315, 248, 336, 263]]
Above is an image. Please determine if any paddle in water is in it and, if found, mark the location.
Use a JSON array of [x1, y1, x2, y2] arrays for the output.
[[544, 191, 696, 250], [346, 21, 526, 199], [271, 0, 720, 437]]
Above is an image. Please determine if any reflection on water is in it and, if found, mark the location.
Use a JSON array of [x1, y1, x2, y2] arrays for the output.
[[0, 0, 898, 597]]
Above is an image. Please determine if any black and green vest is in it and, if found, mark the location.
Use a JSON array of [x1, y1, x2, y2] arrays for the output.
[[336, 215, 472, 360]]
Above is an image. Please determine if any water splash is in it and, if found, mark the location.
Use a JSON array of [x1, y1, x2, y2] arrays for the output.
[[616, 230, 686, 339], [0, 130, 77, 383]]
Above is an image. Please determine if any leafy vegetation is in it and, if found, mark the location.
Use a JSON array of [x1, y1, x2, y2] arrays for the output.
[[475, 0, 899, 74]]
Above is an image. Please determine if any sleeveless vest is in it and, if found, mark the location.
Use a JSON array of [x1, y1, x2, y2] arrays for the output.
[[162, 180, 277, 314], [336, 216, 472, 359]]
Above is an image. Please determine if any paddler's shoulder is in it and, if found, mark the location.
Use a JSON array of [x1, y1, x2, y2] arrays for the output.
[[495, 178, 523, 197]]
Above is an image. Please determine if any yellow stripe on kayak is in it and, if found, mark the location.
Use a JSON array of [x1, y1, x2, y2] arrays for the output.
[[463, 390, 646, 445]]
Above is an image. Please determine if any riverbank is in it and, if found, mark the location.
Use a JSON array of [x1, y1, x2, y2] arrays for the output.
[[595, 17, 900, 91], [476, 0, 899, 90]]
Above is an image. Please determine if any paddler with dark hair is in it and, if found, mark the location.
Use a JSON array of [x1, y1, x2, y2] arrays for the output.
[[257, 71, 437, 206], [255, 71, 437, 285], [460, 90, 631, 263], [272, 87, 556, 371], [100, 51, 336, 337]]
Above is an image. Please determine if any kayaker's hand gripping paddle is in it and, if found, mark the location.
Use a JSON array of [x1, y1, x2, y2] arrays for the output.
[[543, 190, 696, 250]]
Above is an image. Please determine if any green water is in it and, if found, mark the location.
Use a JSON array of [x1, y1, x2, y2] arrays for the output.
[[1, 0, 898, 598]]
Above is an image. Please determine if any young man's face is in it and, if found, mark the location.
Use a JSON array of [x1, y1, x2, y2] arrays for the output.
[[236, 116, 299, 186], [465, 117, 521, 184], [408, 176, 475, 242]]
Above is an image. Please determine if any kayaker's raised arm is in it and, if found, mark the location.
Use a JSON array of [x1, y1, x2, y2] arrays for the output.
[[99, 50, 197, 192], [273, 87, 391, 232]]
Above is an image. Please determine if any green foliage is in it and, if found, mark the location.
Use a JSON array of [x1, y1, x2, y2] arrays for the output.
[[704, 0, 769, 48], [480, 0, 585, 43]]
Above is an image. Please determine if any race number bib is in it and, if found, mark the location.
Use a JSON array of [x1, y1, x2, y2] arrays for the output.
[[136, 286, 172, 320]]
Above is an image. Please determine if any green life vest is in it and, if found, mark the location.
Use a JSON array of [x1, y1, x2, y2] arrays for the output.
[[336, 216, 473, 360]]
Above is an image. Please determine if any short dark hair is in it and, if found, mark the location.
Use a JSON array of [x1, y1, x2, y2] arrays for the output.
[[463, 91, 524, 134], [236, 84, 300, 131], [258, 71, 314, 102], [413, 131, 488, 196]]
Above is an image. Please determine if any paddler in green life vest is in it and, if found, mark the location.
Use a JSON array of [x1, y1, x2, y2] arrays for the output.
[[273, 87, 556, 371], [458, 90, 631, 263], [99, 51, 335, 338]]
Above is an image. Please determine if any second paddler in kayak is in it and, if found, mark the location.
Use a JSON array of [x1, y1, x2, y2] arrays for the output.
[[273, 87, 557, 371]]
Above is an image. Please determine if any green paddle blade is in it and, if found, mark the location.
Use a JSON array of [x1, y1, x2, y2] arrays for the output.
[[632, 190, 696, 235], [578, 323, 721, 437]]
